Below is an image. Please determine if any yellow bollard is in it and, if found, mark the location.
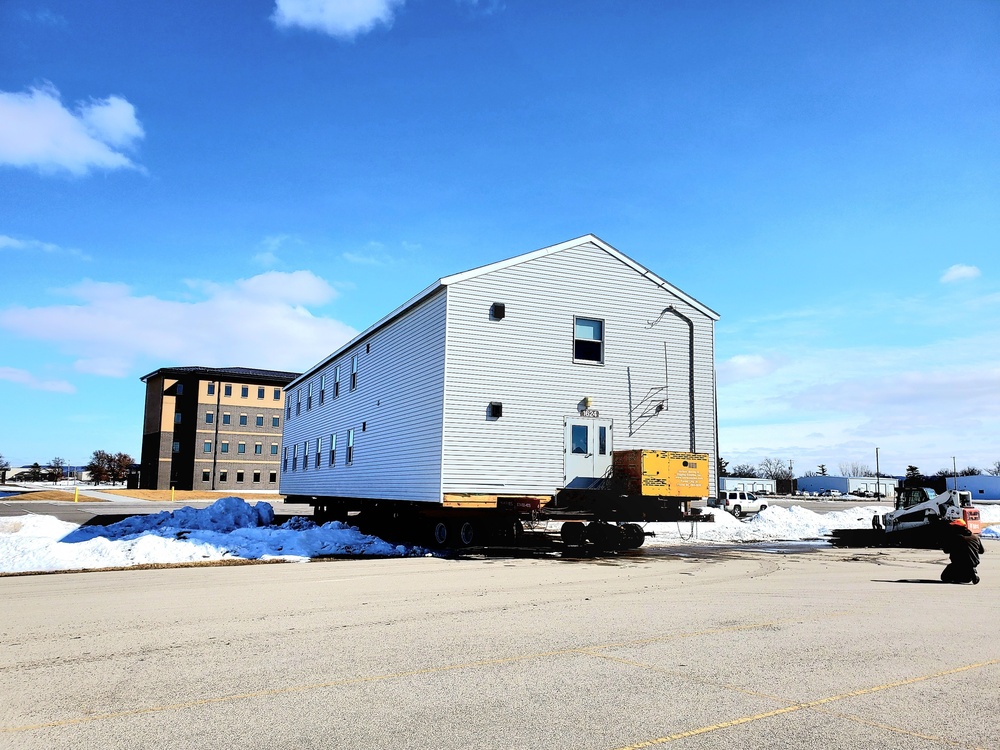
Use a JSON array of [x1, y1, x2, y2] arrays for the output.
[[74, 486, 79, 503], [171, 487, 175, 502]]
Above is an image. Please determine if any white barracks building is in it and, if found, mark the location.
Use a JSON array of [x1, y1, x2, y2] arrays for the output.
[[280, 235, 719, 506]]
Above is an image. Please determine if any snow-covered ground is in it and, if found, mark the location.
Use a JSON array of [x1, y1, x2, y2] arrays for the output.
[[0, 497, 997, 574]]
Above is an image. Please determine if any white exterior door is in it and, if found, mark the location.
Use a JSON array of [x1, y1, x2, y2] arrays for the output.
[[563, 417, 613, 488]]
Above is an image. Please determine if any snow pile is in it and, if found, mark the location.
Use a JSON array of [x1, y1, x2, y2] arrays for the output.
[[0, 497, 416, 574]]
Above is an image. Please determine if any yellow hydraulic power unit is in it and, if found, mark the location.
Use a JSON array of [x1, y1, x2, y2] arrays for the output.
[[612, 450, 710, 498]]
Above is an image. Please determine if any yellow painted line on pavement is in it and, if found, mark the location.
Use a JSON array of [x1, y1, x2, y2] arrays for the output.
[[612, 659, 1000, 750], [1, 615, 832, 734], [811, 707, 988, 750]]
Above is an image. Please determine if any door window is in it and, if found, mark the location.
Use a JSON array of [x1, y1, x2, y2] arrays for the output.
[[571, 425, 588, 454]]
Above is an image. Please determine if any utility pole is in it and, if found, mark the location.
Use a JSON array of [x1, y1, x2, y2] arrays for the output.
[[875, 447, 880, 501]]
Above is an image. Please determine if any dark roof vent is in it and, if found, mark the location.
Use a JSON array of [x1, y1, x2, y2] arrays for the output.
[[488, 402, 503, 419], [490, 302, 505, 320]]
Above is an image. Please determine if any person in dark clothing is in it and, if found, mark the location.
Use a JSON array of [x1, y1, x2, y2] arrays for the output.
[[940, 518, 984, 584]]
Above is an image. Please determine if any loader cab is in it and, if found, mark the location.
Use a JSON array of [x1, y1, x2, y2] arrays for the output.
[[896, 487, 935, 511]]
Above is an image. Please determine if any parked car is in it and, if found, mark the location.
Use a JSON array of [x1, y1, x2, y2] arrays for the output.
[[708, 491, 767, 518]]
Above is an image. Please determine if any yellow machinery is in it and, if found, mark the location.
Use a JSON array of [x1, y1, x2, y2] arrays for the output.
[[612, 450, 710, 499]]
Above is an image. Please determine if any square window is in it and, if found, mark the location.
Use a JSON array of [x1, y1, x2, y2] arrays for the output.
[[174, 412, 182, 424], [206, 412, 214, 424], [273, 388, 280, 400], [256, 415, 264, 426], [172, 442, 180, 453], [258, 387, 265, 399], [203, 441, 212, 453], [220, 470, 228, 482], [254, 443, 262, 455], [176, 383, 184, 395], [207, 383, 215, 396], [202, 470, 210, 482], [236, 470, 244, 483], [269, 471, 277, 483], [239, 414, 248, 426], [253, 471, 261, 483], [221, 442, 229, 454], [272, 416, 280, 428], [271, 443, 278, 455], [223, 413, 231, 425], [241, 386, 249, 398], [574, 317, 604, 363], [238, 442, 246, 454], [224, 384, 232, 397]]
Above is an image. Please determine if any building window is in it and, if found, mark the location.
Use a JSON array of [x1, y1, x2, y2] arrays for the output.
[[207, 383, 215, 396], [174, 412, 182, 424], [253, 471, 261, 483], [286, 405, 291, 420], [221, 441, 229, 454], [351, 355, 358, 390], [172, 442, 180, 453], [256, 415, 264, 427], [241, 385, 249, 398], [320, 374, 326, 404], [203, 441, 212, 453], [269, 471, 277, 483], [272, 416, 280, 428], [238, 442, 246, 454], [223, 413, 231, 425], [220, 470, 228, 482], [239, 414, 248, 426], [315, 437, 321, 468], [329, 433, 337, 466], [176, 384, 184, 395], [224, 384, 232, 397], [347, 428, 354, 464], [292, 444, 298, 471], [302, 440, 309, 471], [206, 412, 214, 424], [236, 470, 244, 483], [334, 365, 341, 398], [296, 388, 301, 415], [283, 447, 288, 472], [271, 442, 279, 455], [202, 470, 210, 482], [273, 388, 280, 400], [254, 442, 262, 455], [307, 381, 313, 410], [257, 387, 265, 399], [574, 317, 604, 363], [599, 426, 607, 455]]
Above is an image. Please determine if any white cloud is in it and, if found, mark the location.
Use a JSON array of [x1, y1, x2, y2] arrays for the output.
[[0, 367, 75, 393], [0, 84, 144, 175], [0, 233, 90, 260], [272, 0, 404, 38], [940, 264, 981, 283], [716, 354, 783, 385], [0, 271, 356, 378]]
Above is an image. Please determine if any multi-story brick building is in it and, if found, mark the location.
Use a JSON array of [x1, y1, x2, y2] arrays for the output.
[[139, 366, 299, 491]]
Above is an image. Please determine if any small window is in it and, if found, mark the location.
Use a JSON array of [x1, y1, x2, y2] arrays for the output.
[[207, 383, 215, 396], [366, 342, 370, 354], [320, 374, 326, 404], [224, 384, 232, 397], [315, 437, 322, 468], [598, 426, 607, 455], [206, 412, 214, 424], [238, 442, 246, 454], [292, 444, 298, 471], [236, 470, 244, 483], [302, 440, 308, 471], [254, 443, 262, 455], [308, 381, 313, 410], [488, 402, 502, 419], [174, 412, 182, 424], [253, 471, 261, 483], [296, 388, 301, 415], [269, 471, 277, 483], [571, 425, 588, 454], [490, 302, 505, 320], [329, 433, 337, 466], [256, 415, 264, 427], [272, 416, 280, 428], [223, 413, 231, 425], [347, 428, 355, 464], [239, 414, 248, 426], [258, 387, 265, 399], [283, 447, 288, 472], [286, 405, 291, 420], [574, 317, 604, 362], [271, 442, 278, 455], [273, 388, 280, 400], [175, 384, 184, 395], [220, 470, 228, 482], [221, 441, 229, 454], [351, 355, 358, 391], [172, 441, 180, 453], [203, 441, 212, 453], [241, 385, 249, 398], [202, 470, 210, 482], [334, 365, 341, 398]]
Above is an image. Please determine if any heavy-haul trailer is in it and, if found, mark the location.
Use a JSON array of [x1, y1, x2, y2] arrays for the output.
[[284, 449, 713, 551]]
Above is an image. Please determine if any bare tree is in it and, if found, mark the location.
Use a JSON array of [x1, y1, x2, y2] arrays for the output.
[[0, 453, 9, 484], [759, 457, 793, 481], [49, 456, 66, 483], [959, 466, 982, 476], [730, 463, 759, 478], [987, 461, 1000, 477], [839, 461, 874, 477]]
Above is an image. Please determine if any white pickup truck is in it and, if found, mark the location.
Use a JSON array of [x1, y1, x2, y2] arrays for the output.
[[708, 490, 767, 518]]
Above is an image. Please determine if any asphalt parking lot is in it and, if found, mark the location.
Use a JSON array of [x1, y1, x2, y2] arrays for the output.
[[1, 541, 996, 749]]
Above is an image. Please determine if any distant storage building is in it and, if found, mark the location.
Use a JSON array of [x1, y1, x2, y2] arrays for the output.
[[795, 475, 898, 498], [280, 235, 719, 506], [953, 476, 1000, 501], [140, 366, 299, 491], [719, 477, 776, 494]]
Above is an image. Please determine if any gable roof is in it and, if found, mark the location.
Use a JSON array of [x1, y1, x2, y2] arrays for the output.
[[288, 234, 718, 388]]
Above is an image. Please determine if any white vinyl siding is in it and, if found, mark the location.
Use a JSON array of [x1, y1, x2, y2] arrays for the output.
[[280, 291, 448, 501]]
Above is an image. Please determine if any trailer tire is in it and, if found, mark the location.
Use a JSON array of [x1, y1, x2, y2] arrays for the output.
[[623, 523, 645, 549], [560, 521, 587, 547], [430, 521, 449, 547], [454, 520, 476, 547]]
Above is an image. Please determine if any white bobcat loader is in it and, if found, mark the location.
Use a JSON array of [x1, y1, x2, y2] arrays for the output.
[[831, 487, 981, 547]]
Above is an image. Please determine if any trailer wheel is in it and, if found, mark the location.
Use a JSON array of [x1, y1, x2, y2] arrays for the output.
[[454, 520, 476, 547], [623, 523, 645, 549], [430, 521, 449, 547], [560, 521, 587, 547]]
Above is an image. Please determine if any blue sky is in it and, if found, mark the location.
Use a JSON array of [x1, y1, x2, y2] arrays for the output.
[[1, 0, 998, 476]]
